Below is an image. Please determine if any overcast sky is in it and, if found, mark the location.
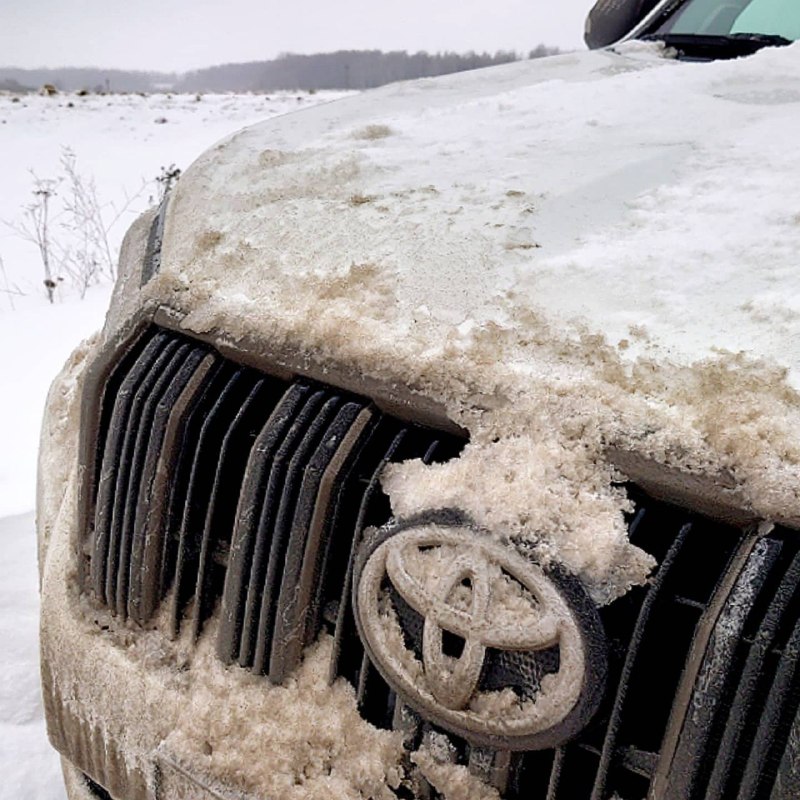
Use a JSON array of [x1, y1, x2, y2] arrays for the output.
[[1, 0, 595, 73]]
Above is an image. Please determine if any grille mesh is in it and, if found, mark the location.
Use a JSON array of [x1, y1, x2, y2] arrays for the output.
[[81, 325, 800, 800]]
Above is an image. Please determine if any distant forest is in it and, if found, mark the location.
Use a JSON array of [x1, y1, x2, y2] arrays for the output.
[[0, 46, 562, 94]]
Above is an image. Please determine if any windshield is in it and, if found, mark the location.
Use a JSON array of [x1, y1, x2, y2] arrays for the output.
[[654, 0, 800, 40]]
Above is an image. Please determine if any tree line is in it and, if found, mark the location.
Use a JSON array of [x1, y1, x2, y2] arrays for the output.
[[174, 47, 562, 92], [0, 47, 562, 94]]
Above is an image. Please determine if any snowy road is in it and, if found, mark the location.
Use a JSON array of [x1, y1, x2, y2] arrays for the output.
[[0, 512, 64, 800]]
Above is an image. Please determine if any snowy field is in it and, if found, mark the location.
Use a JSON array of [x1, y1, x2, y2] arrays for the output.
[[0, 90, 348, 800]]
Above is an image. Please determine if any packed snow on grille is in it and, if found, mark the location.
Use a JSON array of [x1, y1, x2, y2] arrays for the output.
[[0, 88, 348, 800], [6, 39, 800, 800]]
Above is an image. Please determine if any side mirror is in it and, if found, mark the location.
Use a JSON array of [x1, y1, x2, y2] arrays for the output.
[[584, 0, 660, 49]]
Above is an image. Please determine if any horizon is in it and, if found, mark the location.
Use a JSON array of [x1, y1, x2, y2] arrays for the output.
[[0, 1, 593, 73], [0, 44, 570, 77]]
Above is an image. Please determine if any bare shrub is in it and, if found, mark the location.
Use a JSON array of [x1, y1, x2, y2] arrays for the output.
[[59, 149, 117, 289], [5, 148, 150, 301], [8, 176, 60, 302]]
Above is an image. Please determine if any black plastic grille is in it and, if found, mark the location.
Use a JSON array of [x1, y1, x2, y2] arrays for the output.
[[324, 487, 800, 799], [81, 325, 800, 800], [83, 326, 463, 684], [333, 494, 800, 800]]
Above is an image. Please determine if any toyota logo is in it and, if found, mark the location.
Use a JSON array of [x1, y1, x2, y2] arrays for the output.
[[352, 511, 607, 750]]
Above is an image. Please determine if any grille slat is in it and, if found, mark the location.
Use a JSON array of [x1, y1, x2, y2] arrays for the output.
[[106, 337, 183, 614], [545, 748, 569, 800], [91, 333, 170, 604], [169, 366, 245, 636], [127, 344, 210, 621], [358, 649, 395, 728], [236, 385, 318, 667], [303, 412, 385, 650], [160, 359, 229, 636], [132, 352, 217, 622], [217, 384, 312, 665], [190, 377, 273, 641], [771, 703, 800, 799], [252, 393, 343, 674], [329, 426, 408, 685], [739, 610, 800, 799], [589, 520, 693, 800], [268, 402, 375, 684], [238, 388, 327, 666], [115, 341, 194, 619]]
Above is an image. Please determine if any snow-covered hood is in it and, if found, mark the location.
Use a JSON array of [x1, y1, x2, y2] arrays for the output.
[[154, 41, 800, 378], [123, 42, 800, 603]]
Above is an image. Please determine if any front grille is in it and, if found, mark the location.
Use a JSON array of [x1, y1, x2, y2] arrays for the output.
[[81, 326, 463, 684], [78, 325, 800, 800], [331, 490, 800, 800]]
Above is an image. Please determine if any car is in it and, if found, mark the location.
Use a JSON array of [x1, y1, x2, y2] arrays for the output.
[[37, 1, 800, 798]]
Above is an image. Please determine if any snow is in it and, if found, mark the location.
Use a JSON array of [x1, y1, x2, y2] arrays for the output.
[[144, 42, 800, 603], [0, 90, 348, 800], [0, 289, 110, 520], [0, 512, 64, 800], [7, 42, 800, 800]]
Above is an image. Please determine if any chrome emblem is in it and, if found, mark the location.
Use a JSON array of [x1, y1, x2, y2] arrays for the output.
[[352, 513, 606, 750]]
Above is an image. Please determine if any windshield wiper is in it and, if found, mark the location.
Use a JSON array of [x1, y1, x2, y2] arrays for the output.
[[643, 32, 792, 59]]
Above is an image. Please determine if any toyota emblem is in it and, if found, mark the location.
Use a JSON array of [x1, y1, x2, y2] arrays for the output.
[[352, 511, 607, 751]]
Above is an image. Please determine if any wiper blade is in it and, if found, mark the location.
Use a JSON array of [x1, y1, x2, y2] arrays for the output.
[[726, 32, 793, 46], [642, 32, 792, 58]]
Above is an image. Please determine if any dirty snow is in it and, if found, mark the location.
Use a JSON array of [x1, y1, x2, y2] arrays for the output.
[[142, 42, 800, 604], [0, 89, 347, 800], [412, 745, 501, 800]]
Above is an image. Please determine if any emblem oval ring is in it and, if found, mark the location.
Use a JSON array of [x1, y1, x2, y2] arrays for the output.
[[352, 511, 607, 751]]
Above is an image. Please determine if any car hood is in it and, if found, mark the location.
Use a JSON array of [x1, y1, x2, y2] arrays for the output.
[[149, 41, 800, 383], [122, 41, 800, 602]]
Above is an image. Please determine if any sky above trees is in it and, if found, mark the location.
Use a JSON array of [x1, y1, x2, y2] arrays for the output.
[[1, 0, 594, 72]]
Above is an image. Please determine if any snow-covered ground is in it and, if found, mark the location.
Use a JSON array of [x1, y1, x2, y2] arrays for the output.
[[0, 90, 348, 800]]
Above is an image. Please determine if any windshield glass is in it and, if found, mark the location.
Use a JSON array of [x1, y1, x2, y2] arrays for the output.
[[655, 0, 800, 40]]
